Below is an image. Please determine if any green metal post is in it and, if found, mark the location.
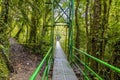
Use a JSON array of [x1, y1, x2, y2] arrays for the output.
[[71, 0, 74, 60], [51, 0, 54, 56], [65, 27, 68, 54], [68, 0, 70, 61], [68, 0, 74, 62]]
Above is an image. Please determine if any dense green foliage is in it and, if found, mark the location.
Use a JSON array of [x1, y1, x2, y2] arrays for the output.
[[0, 0, 52, 79], [0, 53, 9, 80], [0, 0, 120, 79], [73, 0, 120, 79]]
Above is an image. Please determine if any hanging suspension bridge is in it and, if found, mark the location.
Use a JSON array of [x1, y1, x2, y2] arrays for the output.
[[29, 0, 120, 80]]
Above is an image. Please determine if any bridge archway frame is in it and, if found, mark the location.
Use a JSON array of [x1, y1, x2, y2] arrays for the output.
[[50, 0, 75, 62]]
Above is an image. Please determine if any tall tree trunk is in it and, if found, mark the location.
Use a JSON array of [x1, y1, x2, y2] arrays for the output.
[[75, 0, 80, 49], [85, 0, 90, 53], [29, 15, 37, 43], [85, 0, 90, 76], [91, 0, 101, 72], [29, 1, 38, 43], [39, 2, 51, 54], [99, 0, 112, 76]]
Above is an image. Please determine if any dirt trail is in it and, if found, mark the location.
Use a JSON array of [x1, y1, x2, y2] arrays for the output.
[[9, 38, 42, 80]]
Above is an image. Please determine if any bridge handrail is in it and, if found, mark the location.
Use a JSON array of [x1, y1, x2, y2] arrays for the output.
[[72, 60, 90, 80], [73, 47, 120, 74], [73, 55, 103, 80], [42, 54, 52, 80], [29, 47, 52, 80]]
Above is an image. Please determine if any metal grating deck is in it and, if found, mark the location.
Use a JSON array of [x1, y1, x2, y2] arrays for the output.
[[52, 41, 78, 80]]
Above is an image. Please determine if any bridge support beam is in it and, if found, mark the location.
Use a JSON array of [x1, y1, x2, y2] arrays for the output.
[[68, 0, 74, 62], [50, 0, 55, 61]]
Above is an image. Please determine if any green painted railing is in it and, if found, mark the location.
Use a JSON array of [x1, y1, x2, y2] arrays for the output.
[[42, 54, 52, 80], [72, 60, 89, 80], [29, 47, 52, 80], [73, 55, 103, 80], [73, 47, 120, 80]]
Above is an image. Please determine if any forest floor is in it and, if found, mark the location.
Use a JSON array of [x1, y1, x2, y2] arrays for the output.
[[8, 38, 46, 80]]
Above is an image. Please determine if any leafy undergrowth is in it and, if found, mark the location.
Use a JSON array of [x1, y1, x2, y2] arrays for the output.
[[0, 53, 9, 80]]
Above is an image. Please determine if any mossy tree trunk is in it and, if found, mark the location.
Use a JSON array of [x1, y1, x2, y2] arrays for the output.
[[39, 1, 51, 54], [29, 1, 39, 43], [90, 0, 101, 72], [75, 0, 80, 50], [99, 0, 112, 76], [85, 0, 90, 54]]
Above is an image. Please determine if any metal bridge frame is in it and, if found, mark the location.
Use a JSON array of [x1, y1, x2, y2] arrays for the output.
[[51, 0, 75, 62]]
